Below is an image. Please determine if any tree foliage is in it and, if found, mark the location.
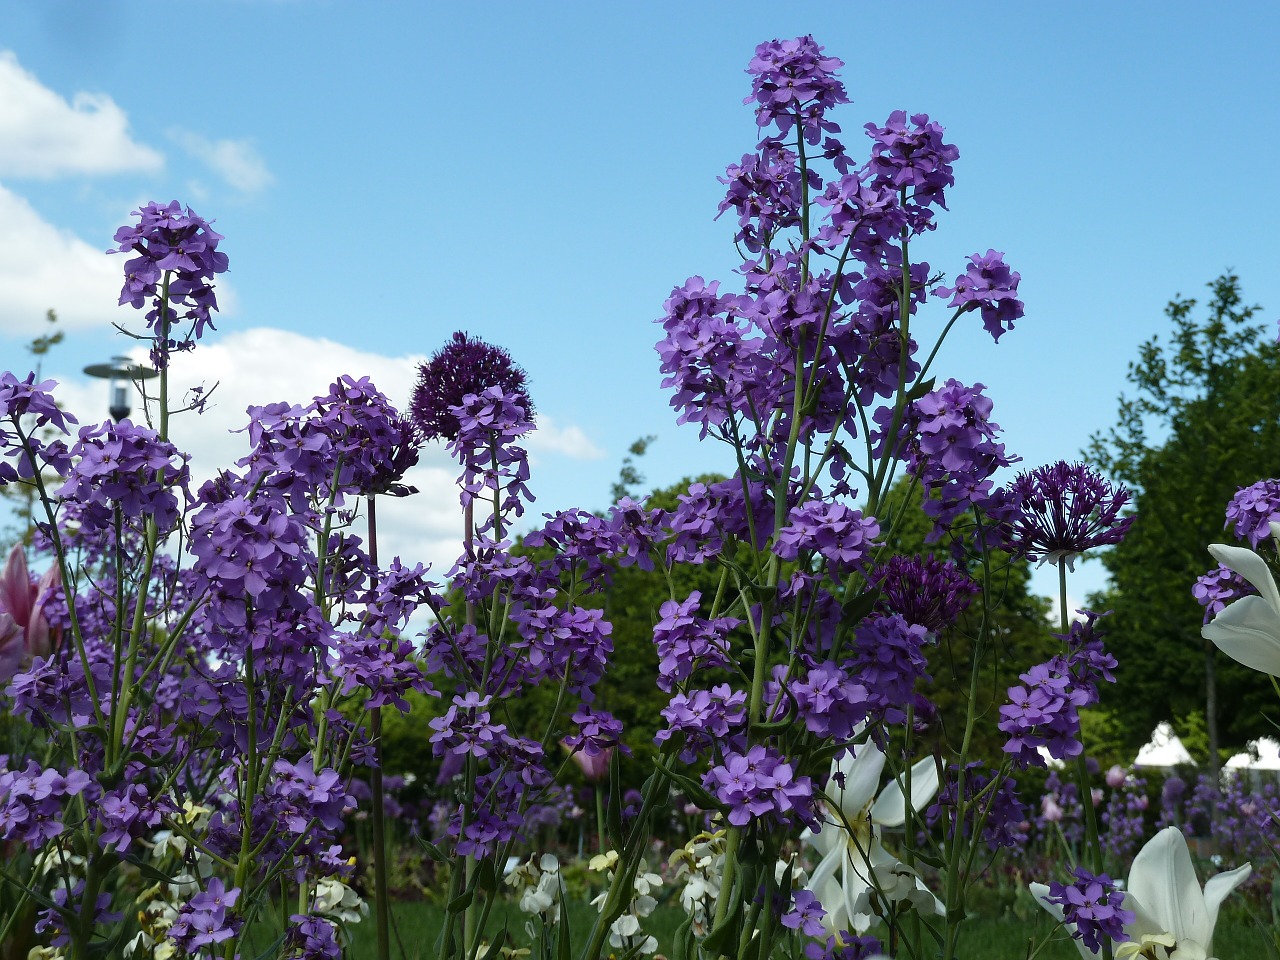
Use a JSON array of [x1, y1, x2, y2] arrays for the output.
[[1086, 274, 1279, 751]]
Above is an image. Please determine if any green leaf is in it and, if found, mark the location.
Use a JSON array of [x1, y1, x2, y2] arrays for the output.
[[840, 588, 881, 628], [701, 900, 743, 956], [671, 917, 695, 960], [903, 375, 937, 404], [651, 759, 724, 812], [249, 933, 288, 960], [447, 888, 474, 914], [414, 835, 450, 862], [122, 854, 180, 886]]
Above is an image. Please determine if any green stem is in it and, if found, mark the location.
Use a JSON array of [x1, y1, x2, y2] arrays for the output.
[[366, 494, 392, 960]]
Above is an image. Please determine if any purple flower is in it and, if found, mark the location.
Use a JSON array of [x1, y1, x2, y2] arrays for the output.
[[773, 500, 879, 572], [0, 372, 76, 484], [1225, 478, 1280, 547], [1005, 461, 1134, 567], [869, 554, 978, 633], [652, 591, 739, 691], [863, 110, 959, 231], [110, 201, 228, 363], [411, 331, 533, 443], [781, 888, 827, 937], [656, 684, 747, 764], [942, 249, 1024, 342], [1193, 563, 1255, 624], [998, 656, 1095, 767], [1042, 868, 1133, 954], [702, 744, 817, 828], [743, 36, 848, 144]]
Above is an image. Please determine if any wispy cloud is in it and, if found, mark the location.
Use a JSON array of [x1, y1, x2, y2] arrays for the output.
[[171, 130, 274, 193], [0, 51, 162, 178]]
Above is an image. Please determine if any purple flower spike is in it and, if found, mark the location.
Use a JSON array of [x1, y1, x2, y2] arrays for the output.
[[944, 249, 1024, 342], [411, 331, 533, 443], [1225, 478, 1280, 547], [1043, 868, 1133, 954], [1006, 461, 1134, 569], [744, 36, 848, 144]]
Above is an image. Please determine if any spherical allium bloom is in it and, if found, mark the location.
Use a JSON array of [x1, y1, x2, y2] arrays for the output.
[[1225, 479, 1280, 547], [1041, 869, 1133, 955], [110, 200, 228, 354], [869, 554, 979, 634], [744, 36, 848, 144], [411, 331, 533, 443], [942, 249, 1024, 342], [1193, 563, 1255, 624], [773, 500, 880, 572], [1006, 461, 1134, 569]]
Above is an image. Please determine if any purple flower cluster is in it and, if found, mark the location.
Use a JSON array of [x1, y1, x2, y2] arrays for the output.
[[773, 500, 880, 572], [789, 660, 871, 742], [448, 386, 534, 534], [869, 553, 978, 633], [926, 763, 1028, 851], [849, 613, 931, 726], [781, 888, 827, 937], [652, 591, 739, 690], [1042, 868, 1132, 954], [864, 110, 959, 232], [1006, 461, 1133, 567], [167, 879, 241, 952], [111, 200, 228, 361], [743, 36, 848, 143], [0, 372, 76, 485], [703, 744, 817, 828], [57, 419, 191, 534], [0, 760, 93, 845], [1224, 478, 1280, 547], [1193, 563, 1255, 624], [656, 684, 747, 764], [942, 250, 1024, 342], [998, 657, 1093, 768], [803, 933, 884, 960]]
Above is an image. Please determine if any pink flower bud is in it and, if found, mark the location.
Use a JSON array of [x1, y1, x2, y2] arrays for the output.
[[1041, 795, 1063, 822], [1105, 764, 1127, 789], [1091, 788, 1104, 807]]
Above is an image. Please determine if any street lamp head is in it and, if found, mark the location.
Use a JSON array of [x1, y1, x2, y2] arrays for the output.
[[83, 355, 159, 423]]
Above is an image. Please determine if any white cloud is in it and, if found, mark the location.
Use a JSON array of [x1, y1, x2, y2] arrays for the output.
[[0, 51, 162, 178], [0, 183, 124, 335], [528, 414, 605, 460], [171, 130, 273, 193], [44, 328, 599, 577]]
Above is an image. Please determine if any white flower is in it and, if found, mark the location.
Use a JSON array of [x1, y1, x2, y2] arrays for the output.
[[803, 742, 942, 934], [312, 877, 368, 925], [1202, 536, 1280, 676], [505, 853, 563, 923], [1030, 826, 1250, 959]]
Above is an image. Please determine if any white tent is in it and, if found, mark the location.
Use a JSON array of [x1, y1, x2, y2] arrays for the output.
[[1225, 737, 1280, 771], [1134, 721, 1195, 768]]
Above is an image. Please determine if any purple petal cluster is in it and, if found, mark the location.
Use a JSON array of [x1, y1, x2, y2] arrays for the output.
[[926, 763, 1028, 851], [1193, 563, 1255, 624], [869, 553, 979, 633], [773, 500, 879, 572], [781, 888, 827, 937], [429, 692, 510, 760], [702, 744, 817, 828], [998, 656, 1093, 768], [0, 372, 76, 484], [850, 613, 931, 726], [864, 110, 959, 231], [803, 933, 884, 960], [718, 144, 804, 252], [652, 590, 739, 691], [57, 419, 191, 534], [743, 36, 848, 143], [167, 879, 241, 951], [1006, 461, 1134, 566], [449, 386, 534, 533], [111, 200, 228, 361], [562, 706, 628, 758], [287, 915, 343, 959], [411, 331, 533, 443], [1042, 868, 1133, 954], [1224, 478, 1280, 547], [942, 249, 1024, 342], [656, 684, 748, 764], [0, 760, 93, 845]]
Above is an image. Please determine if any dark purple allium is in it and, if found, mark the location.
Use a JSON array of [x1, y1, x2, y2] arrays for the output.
[[411, 331, 533, 443], [869, 554, 979, 633], [1225, 478, 1280, 547], [744, 36, 848, 144], [110, 200, 228, 362], [1006, 461, 1134, 568], [1193, 563, 1255, 624], [1043, 868, 1133, 954], [942, 249, 1023, 342]]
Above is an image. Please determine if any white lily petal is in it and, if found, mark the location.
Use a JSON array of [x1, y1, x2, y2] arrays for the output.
[[1203, 596, 1280, 675], [870, 755, 941, 828], [1127, 827, 1210, 947], [1208, 543, 1280, 615], [1118, 891, 1165, 943], [806, 843, 845, 918], [1201, 861, 1251, 946], [830, 745, 885, 820]]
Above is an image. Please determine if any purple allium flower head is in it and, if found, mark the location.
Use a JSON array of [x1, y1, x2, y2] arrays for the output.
[[1006, 461, 1134, 568], [744, 36, 848, 145], [1193, 563, 1255, 624], [940, 249, 1023, 342], [110, 201, 228, 363], [411, 331, 533, 443], [869, 553, 979, 633], [1043, 868, 1133, 954], [1224, 478, 1280, 547]]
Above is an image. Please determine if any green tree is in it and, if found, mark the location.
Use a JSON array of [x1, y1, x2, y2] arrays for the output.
[[1087, 274, 1280, 768]]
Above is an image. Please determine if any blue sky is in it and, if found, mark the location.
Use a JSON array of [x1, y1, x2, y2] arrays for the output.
[[0, 1, 1277, 606]]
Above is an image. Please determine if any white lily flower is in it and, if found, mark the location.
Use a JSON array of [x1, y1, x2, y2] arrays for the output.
[[1202, 532, 1280, 676], [1030, 826, 1250, 958], [803, 742, 942, 934]]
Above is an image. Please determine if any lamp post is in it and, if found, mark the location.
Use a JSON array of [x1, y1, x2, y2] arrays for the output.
[[83, 355, 158, 423]]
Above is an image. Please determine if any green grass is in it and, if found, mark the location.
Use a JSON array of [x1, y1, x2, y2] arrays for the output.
[[321, 899, 1277, 959]]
